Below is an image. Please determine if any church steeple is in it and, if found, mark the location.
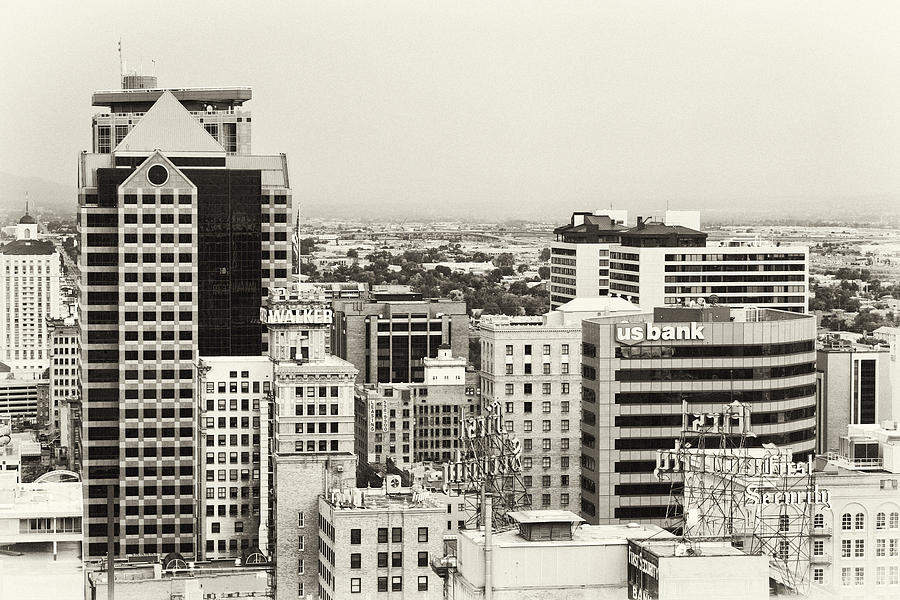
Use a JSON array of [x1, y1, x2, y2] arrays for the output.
[[16, 193, 38, 240]]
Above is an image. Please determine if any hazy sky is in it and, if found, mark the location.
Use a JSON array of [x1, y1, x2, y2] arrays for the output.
[[2, 1, 900, 219]]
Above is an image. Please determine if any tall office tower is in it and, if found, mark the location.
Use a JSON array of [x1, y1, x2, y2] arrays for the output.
[[609, 220, 808, 313], [815, 335, 893, 453], [332, 290, 468, 384], [0, 206, 61, 380], [196, 357, 270, 560], [477, 298, 640, 511], [579, 305, 817, 525], [78, 81, 292, 559], [262, 288, 358, 599], [549, 211, 628, 310]]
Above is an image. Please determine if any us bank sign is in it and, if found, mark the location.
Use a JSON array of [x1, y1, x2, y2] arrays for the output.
[[615, 322, 704, 345]]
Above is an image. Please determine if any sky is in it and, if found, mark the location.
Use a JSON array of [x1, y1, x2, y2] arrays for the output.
[[2, 1, 900, 220]]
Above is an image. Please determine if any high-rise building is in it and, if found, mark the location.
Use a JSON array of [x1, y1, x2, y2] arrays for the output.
[[47, 315, 78, 435], [816, 335, 893, 454], [0, 205, 61, 380], [332, 294, 467, 384], [549, 211, 628, 310], [262, 284, 359, 599], [78, 80, 292, 558], [609, 222, 808, 313], [197, 356, 270, 560], [579, 305, 817, 525], [478, 297, 640, 511]]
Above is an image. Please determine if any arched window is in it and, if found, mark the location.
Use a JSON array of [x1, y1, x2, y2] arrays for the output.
[[780, 515, 790, 532], [876, 512, 886, 529], [891, 512, 899, 529], [842, 513, 852, 530], [855, 512, 865, 530], [814, 514, 824, 529]]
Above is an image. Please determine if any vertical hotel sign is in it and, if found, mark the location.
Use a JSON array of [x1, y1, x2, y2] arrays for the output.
[[627, 541, 659, 600]]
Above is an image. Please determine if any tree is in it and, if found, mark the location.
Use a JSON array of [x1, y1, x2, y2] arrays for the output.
[[538, 266, 550, 279], [346, 248, 358, 258], [539, 247, 551, 261], [492, 253, 515, 268], [517, 263, 529, 273], [299, 237, 319, 254]]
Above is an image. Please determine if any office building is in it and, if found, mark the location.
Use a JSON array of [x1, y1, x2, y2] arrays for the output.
[[355, 346, 481, 468], [579, 305, 817, 525], [317, 488, 449, 600], [0, 205, 61, 380], [549, 211, 628, 310], [873, 325, 900, 424], [816, 335, 893, 453], [78, 79, 292, 558], [0, 471, 82, 559], [196, 356, 270, 560], [609, 222, 808, 313], [262, 288, 359, 599], [478, 298, 639, 511], [47, 315, 78, 434], [332, 295, 467, 384]]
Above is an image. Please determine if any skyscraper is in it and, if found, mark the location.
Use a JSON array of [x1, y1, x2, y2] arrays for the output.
[[78, 80, 292, 558], [0, 205, 61, 380]]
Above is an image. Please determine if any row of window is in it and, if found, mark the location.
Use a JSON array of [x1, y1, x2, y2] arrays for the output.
[[505, 344, 570, 356], [349, 527, 429, 544], [504, 383, 570, 395], [347, 575, 428, 593]]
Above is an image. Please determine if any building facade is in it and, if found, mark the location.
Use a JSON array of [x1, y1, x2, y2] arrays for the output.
[[332, 296, 468, 384], [47, 316, 78, 434], [816, 336, 893, 453], [78, 81, 292, 558], [317, 489, 448, 600], [609, 233, 808, 313], [197, 356, 270, 560], [549, 211, 628, 310], [0, 207, 62, 380], [579, 305, 817, 525]]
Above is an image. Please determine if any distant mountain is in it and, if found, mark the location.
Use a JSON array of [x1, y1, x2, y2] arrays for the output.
[[0, 172, 77, 218]]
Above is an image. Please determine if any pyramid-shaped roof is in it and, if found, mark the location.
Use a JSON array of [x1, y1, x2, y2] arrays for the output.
[[114, 90, 225, 154]]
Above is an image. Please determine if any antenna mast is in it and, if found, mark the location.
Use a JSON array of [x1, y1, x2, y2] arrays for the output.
[[118, 38, 124, 86]]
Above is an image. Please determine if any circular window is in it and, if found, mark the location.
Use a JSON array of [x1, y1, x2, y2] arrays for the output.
[[147, 164, 169, 186]]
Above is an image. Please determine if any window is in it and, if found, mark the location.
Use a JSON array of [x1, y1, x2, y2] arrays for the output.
[[841, 567, 852, 587], [505, 420, 514, 432], [351, 528, 361, 544], [351, 553, 361, 569], [378, 552, 388, 567], [855, 539, 865, 558], [877, 566, 886, 586], [542, 363, 550, 375], [542, 420, 551, 432], [542, 475, 551, 487], [561, 493, 570, 506], [813, 568, 823, 584], [542, 439, 551, 450], [505, 364, 513, 375], [855, 567, 864, 586], [378, 527, 388, 543], [877, 512, 887, 529], [543, 344, 550, 355], [524, 421, 532, 433], [391, 551, 402, 567], [813, 540, 824, 556], [298, 558, 304, 574], [842, 539, 851, 558], [418, 527, 428, 542], [777, 540, 789, 560], [856, 512, 865, 530], [891, 566, 899, 585], [505, 402, 514, 414], [505, 384, 514, 395], [561, 383, 570, 394], [542, 401, 551, 413], [814, 513, 824, 529], [877, 538, 886, 557], [392, 527, 403, 542], [890, 538, 898, 556], [505, 345, 513, 356], [298, 536, 304, 550], [524, 383, 532, 395], [350, 578, 361, 593], [378, 577, 388, 592], [391, 576, 402, 592], [891, 512, 899, 529], [523, 457, 532, 469], [779, 515, 789, 532], [418, 576, 428, 591], [418, 551, 428, 567], [842, 513, 852, 530], [542, 457, 551, 469]]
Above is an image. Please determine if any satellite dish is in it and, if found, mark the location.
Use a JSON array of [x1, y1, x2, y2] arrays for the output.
[[163, 552, 187, 570], [708, 294, 719, 305]]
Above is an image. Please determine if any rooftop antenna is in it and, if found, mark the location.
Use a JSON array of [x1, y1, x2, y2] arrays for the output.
[[25, 191, 29, 216], [151, 59, 157, 76], [118, 38, 124, 86]]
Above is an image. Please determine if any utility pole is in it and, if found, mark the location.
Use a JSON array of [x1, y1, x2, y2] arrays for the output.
[[107, 484, 115, 600]]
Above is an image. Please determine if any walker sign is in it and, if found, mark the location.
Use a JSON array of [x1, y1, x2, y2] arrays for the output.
[[615, 322, 704, 345]]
